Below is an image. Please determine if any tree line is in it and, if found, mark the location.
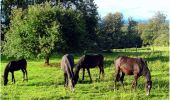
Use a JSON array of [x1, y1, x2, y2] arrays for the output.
[[1, 0, 169, 65]]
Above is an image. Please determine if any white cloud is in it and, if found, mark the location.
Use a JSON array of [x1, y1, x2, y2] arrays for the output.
[[95, 0, 170, 20]]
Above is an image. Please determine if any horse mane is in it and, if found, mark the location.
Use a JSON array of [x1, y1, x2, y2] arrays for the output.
[[74, 61, 82, 84], [74, 55, 85, 75], [65, 56, 74, 79], [74, 63, 81, 77], [139, 58, 151, 81]]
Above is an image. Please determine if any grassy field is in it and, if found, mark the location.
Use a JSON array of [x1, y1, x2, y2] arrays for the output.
[[0, 47, 169, 100]]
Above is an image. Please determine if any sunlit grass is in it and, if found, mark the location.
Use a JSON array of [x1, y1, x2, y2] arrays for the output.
[[0, 47, 169, 99]]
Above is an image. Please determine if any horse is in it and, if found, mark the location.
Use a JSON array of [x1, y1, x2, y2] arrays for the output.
[[3, 58, 28, 86], [114, 56, 152, 96], [61, 54, 75, 91], [74, 54, 104, 84]]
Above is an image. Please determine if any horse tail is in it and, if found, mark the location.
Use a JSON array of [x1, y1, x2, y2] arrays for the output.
[[22, 58, 27, 69]]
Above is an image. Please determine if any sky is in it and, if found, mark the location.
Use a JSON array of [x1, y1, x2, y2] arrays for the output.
[[94, 0, 170, 20]]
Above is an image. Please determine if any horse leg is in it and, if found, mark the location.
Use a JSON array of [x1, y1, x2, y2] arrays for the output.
[[131, 74, 138, 90], [99, 66, 104, 79], [82, 68, 85, 81], [101, 65, 104, 78], [64, 73, 68, 87], [134, 75, 138, 90], [120, 72, 125, 90], [25, 69, 28, 81], [21, 69, 25, 81], [87, 68, 92, 82], [114, 68, 120, 90], [98, 67, 101, 79], [11, 72, 15, 84]]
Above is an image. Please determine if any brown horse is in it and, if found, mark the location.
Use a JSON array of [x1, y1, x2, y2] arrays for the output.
[[114, 56, 152, 96], [61, 54, 75, 91], [74, 54, 104, 84], [3, 58, 28, 85]]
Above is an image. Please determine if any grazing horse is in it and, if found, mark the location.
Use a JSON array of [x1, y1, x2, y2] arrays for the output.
[[74, 54, 104, 84], [3, 58, 28, 86], [61, 54, 75, 91], [114, 56, 152, 96]]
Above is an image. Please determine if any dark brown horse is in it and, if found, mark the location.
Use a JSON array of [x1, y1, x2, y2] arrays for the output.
[[74, 54, 104, 84], [3, 58, 28, 85], [114, 56, 152, 96], [61, 54, 75, 91]]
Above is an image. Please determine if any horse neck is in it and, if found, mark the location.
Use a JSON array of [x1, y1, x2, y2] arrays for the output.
[[144, 69, 151, 82], [74, 64, 81, 84], [74, 64, 81, 77], [4, 66, 9, 80], [66, 63, 74, 79]]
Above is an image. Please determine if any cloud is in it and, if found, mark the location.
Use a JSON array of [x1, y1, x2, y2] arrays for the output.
[[95, 0, 170, 20]]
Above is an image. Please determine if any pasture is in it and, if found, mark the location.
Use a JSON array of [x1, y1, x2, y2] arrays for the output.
[[0, 47, 169, 100]]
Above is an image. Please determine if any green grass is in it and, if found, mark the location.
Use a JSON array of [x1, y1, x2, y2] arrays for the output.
[[0, 47, 169, 100]]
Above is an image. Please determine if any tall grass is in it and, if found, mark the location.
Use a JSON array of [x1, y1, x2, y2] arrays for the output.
[[0, 47, 169, 99]]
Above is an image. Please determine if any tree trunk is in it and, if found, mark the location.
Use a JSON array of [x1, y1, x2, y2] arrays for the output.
[[44, 55, 50, 66]]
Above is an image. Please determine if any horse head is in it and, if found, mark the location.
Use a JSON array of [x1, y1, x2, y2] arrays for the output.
[[74, 74, 79, 85], [3, 76, 8, 86], [3, 68, 9, 86], [140, 58, 152, 96], [145, 80, 152, 96], [70, 79, 75, 92]]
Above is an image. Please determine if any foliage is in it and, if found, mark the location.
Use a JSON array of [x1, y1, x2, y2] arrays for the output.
[[153, 34, 169, 46], [97, 12, 124, 50], [126, 17, 142, 48], [74, 0, 99, 50], [3, 2, 86, 62], [141, 11, 169, 46], [97, 13, 142, 50]]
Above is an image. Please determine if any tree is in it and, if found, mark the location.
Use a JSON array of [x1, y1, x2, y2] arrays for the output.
[[153, 33, 169, 46], [74, 0, 99, 51], [3, 2, 86, 65], [97, 12, 124, 50], [141, 11, 168, 46], [111, 12, 124, 48], [126, 17, 142, 48]]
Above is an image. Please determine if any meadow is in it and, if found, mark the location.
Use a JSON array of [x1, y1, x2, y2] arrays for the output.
[[0, 47, 169, 100]]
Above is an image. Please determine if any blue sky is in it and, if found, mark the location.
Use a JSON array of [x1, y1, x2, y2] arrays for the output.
[[94, 0, 170, 20]]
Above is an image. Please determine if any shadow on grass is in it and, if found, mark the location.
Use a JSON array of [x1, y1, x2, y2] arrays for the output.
[[77, 80, 93, 84], [56, 96, 70, 100], [146, 55, 169, 62], [16, 80, 64, 87]]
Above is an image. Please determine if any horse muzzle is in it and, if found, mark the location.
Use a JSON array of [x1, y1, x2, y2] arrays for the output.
[[146, 89, 150, 96]]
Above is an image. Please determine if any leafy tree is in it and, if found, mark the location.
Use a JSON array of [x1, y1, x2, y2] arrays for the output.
[[111, 12, 124, 48], [97, 12, 124, 50], [74, 0, 99, 50], [154, 34, 169, 46], [141, 11, 168, 46], [1, 0, 98, 53], [3, 2, 86, 65], [126, 17, 142, 47]]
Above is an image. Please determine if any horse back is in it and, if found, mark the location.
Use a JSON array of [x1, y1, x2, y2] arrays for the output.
[[61, 54, 74, 73], [8, 59, 27, 72], [115, 56, 142, 75], [80, 54, 104, 68]]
